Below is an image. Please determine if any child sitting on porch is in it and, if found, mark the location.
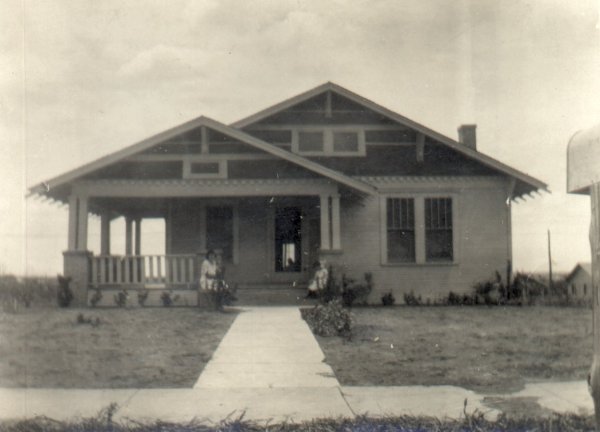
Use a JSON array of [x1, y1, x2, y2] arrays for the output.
[[199, 250, 236, 310], [306, 260, 328, 298]]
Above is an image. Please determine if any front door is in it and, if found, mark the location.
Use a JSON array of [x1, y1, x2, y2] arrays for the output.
[[274, 207, 302, 273]]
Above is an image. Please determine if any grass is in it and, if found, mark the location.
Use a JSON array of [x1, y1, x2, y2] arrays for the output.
[[0, 307, 237, 388], [0, 411, 595, 431], [311, 306, 593, 393]]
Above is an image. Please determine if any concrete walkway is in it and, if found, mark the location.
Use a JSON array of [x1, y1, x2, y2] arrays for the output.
[[194, 307, 339, 388], [0, 306, 595, 424]]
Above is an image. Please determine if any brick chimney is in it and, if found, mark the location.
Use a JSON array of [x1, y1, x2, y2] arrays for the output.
[[458, 124, 477, 150]]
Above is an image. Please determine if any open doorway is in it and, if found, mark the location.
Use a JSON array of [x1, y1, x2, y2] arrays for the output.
[[274, 207, 302, 272]]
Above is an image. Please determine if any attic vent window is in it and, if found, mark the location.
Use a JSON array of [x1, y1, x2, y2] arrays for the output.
[[183, 160, 227, 179], [333, 132, 359, 152], [293, 129, 365, 156], [298, 131, 324, 152]]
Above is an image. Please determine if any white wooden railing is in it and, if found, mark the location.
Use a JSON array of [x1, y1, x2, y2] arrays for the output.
[[89, 255, 197, 287]]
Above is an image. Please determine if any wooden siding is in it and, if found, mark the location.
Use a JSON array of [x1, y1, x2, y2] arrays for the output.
[[328, 178, 512, 302], [251, 92, 397, 126], [84, 161, 183, 180], [308, 144, 499, 177], [227, 159, 320, 179]]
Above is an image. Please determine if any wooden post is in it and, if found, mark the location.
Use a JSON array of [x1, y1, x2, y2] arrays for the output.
[[125, 217, 133, 255], [320, 194, 331, 251], [100, 212, 111, 255], [589, 183, 600, 428], [135, 218, 142, 255]]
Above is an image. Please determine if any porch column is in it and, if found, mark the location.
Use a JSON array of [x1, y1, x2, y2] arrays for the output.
[[100, 212, 111, 255], [125, 217, 133, 255], [134, 218, 142, 255], [67, 194, 78, 251], [76, 195, 88, 251], [320, 194, 331, 250], [198, 205, 207, 253], [331, 194, 341, 250]]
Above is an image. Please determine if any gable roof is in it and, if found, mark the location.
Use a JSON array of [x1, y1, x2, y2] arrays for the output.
[[565, 262, 592, 282], [28, 116, 376, 200], [232, 82, 548, 199]]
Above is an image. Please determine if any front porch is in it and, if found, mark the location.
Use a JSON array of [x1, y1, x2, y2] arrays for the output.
[[63, 178, 347, 306]]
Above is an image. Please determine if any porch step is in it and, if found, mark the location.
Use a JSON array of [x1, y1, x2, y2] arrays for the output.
[[234, 287, 318, 306]]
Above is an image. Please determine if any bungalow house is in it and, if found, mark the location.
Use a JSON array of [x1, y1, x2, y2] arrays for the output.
[[565, 262, 592, 298], [29, 82, 547, 306]]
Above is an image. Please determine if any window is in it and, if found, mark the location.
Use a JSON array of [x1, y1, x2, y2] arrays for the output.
[[183, 159, 227, 179], [190, 162, 219, 175], [333, 132, 359, 152], [298, 132, 324, 152], [386, 198, 415, 263], [206, 207, 233, 261], [293, 129, 365, 155], [382, 195, 456, 265], [425, 198, 453, 262]]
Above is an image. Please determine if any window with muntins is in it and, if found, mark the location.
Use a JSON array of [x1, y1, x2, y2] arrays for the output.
[[425, 198, 453, 262], [387, 198, 415, 263], [298, 131, 324, 152]]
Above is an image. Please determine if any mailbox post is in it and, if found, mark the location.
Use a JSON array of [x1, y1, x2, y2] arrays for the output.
[[567, 123, 600, 427]]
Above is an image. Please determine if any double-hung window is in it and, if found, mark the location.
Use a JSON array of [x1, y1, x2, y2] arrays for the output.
[[386, 198, 415, 263], [425, 198, 453, 262], [384, 196, 454, 264]]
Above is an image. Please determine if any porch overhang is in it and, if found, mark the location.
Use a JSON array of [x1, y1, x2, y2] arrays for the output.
[[72, 178, 340, 198]]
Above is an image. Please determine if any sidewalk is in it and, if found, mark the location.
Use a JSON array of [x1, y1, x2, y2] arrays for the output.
[[0, 306, 594, 424]]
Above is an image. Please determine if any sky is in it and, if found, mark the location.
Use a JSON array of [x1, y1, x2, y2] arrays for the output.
[[1, 0, 599, 277]]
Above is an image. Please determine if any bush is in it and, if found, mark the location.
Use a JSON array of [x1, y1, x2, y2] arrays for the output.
[[89, 289, 103, 307], [76, 313, 100, 327], [341, 273, 373, 307], [403, 291, 422, 306], [137, 289, 149, 307], [113, 289, 128, 307], [160, 290, 180, 307], [57, 275, 73, 308], [381, 292, 395, 306], [303, 299, 353, 337]]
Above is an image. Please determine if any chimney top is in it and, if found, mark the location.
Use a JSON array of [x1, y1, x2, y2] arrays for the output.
[[458, 124, 477, 150]]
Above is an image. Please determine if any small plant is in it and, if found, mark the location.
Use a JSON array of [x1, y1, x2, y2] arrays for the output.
[[137, 289, 149, 307], [113, 289, 128, 307], [303, 299, 353, 337], [403, 290, 422, 306], [76, 313, 101, 326], [161, 290, 180, 307], [381, 292, 395, 306], [89, 289, 103, 307], [57, 275, 73, 308], [341, 273, 373, 307]]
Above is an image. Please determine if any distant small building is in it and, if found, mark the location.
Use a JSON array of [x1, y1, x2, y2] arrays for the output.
[[565, 263, 592, 298]]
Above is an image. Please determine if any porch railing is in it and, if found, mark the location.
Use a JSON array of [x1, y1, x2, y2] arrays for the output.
[[89, 254, 197, 287]]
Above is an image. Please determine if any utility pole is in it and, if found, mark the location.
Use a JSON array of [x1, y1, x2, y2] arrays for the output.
[[547, 229, 553, 293]]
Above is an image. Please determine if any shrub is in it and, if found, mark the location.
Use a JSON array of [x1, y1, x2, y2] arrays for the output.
[[403, 291, 422, 306], [89, 289, 102, 307], [113, 289, 128, 307], [381, 292, 395, 306], [137, 289, 149, 307], [57, 275, 73, 308], [303, 299, 353, 337], [76, 313, 100, 326], [160, 290, 180, 307], [446, 291, 477, 306], [341, 273, 373, 307]]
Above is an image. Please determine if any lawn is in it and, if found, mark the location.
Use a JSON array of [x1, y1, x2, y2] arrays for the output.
[[0, 307, 237, 388], [313, 306, 593, 393]]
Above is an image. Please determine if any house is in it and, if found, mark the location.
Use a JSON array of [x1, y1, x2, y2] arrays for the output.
[[565, 263, 592, 298], [29, 82, 547, 306]]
